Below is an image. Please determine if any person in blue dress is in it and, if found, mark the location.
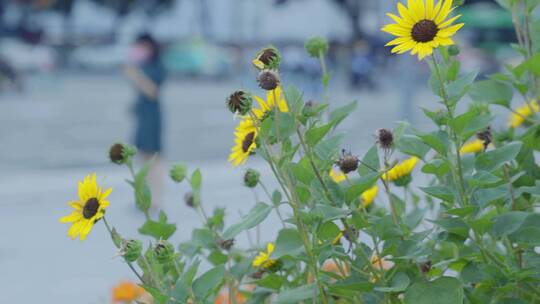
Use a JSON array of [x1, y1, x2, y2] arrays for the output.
[[124, 33, 166, 208]]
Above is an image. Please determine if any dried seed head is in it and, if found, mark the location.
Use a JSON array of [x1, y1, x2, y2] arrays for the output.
[[250, 269, 266, 279], [257, 70, 280, 91], [336, 150, 359, 174], [476, 126, 492, 150], [184, 192, 195, 208], [244, 168, 260, 188], [376, 129, 394, 150], [226, 90, 253, 115], [218, 238, 235, 251]]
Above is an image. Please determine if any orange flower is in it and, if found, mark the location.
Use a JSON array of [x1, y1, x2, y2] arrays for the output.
[[214, 289, 245, 304], [112, 281, 146, 303]]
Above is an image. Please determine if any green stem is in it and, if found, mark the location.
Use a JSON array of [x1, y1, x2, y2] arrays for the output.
[[102, 217, 146, 285], [431, 55, 468, 206]]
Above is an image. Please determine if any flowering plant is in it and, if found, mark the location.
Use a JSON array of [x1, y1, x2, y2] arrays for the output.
[[60, 1, 540, 303]]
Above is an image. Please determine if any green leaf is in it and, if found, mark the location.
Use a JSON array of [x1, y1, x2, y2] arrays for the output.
[[256, 273, 284, 290], [305, 123, 333, 146], [475, 142, 522, 172], [404, 277, 464, 304], [375, 272, 410, 293], [446, 71, 478, 103], [222, 202, 273, 239], [421, 159, 450, 176], [191, 228, 215, 248], [284, 85, 304, 115], [291, 158, 315, 185], [329, 101, 358, 127], [492, 211, 529, 237], [317, 221, 341, 242], [469, 79, 513, 107], [417, 130, 450, 156], [397, 135, 431, 159], [315, 134, 344, 164], [358, 145, 380, 176], [138, 211, 177, 240], [273, 228, 304, 258], [345, 172, 380, 203], [312, 204, 347, 222], [130, 162, 152, 213], [420, 185, 455, 202], [190, 169, 202, 191], [192, 265, 225, 300], [275, 283, 317, 304]]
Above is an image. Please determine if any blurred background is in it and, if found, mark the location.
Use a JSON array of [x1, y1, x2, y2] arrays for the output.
[[0, 0, 517, 302]]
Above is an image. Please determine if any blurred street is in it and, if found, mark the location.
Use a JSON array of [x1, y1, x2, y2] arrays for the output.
[[0, 71, 439, 303]]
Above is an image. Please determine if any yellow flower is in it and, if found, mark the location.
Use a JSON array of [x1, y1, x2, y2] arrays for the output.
[[382, 0, 464, 60], [228, 120, 258, 167], [112, 281, 148, 303], [508, 100, 539, 128], [383, 157, 419, 181], [329, 168, 347, 183], [59, 174, 112, 240], [252, 242, 277, 269], [361, 185, 379, 208], [228, 87, 288, 166], [460, 139, 484, 154]]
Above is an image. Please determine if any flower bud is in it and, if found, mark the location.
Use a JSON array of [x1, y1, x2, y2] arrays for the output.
[[252, 46, 281, 70], [109, 143, 136, 165], [184, 192, 196, 208], [257, 70, 280, 91], [154, 240, 175, 264], [448, 45, 460, 56], [218, 238, 235, 251], [305, 37, 329, 58], [226, 90, 253, 115], [122, 239, 142, 262], [244, 168, 260, 188], [376, 129, 394, 150], [169, 163, 187, 183], [336, 150, 359, 174]]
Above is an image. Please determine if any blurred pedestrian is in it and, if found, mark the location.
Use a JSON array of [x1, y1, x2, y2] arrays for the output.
[[124, 32, 166, 210]]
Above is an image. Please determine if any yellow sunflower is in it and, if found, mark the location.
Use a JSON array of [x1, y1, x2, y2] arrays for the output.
[[329, 168, 347, 183], [382, 0, 464, 60], [252, 242, 277, 269], [361, 185, 379, 208], [228, 87, 288, 166], [59, 174, 112, 240], [383, 157, 419, 182], [460, 139, 484, 154], [508, 100, 539, 128]]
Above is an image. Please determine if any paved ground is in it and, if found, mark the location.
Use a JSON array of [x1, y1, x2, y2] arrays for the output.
[[0, 67, 437, 303]]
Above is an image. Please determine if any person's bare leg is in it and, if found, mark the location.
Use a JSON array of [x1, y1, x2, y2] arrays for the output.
[[140, 152, 164, 212]]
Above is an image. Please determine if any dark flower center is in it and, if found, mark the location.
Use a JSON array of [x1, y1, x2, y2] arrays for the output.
[[83, 197, 100, 219], [259, 49, 276, 65], [242, 132, 256, 153], [411, 19, 438, 43], [228, 91, 244, 111], [109, 143, 124, 163]]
